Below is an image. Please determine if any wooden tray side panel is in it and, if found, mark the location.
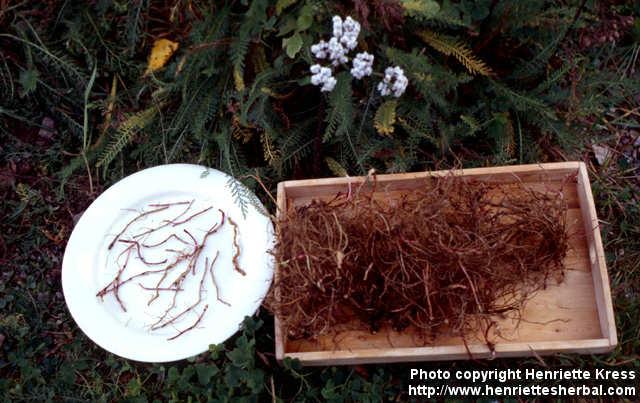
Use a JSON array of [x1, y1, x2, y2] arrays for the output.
[[287, 339, 613, 366], [274, 182, 287, 362], [282, 162, 581, 199], [576, 163, 617, 347]]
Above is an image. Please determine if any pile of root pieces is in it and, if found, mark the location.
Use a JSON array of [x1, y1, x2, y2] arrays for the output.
[[267, 175, 569, 343]]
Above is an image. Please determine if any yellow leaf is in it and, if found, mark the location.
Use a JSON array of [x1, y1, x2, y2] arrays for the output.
[[374, 100, 398, 136], [261, 131, 281, 166], [325, 157, 348, 177], [145, 38, 179, 75]]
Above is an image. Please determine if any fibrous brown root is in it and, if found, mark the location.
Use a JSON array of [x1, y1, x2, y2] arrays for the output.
[[97, 202, 241, 340], [228, 216, 246, 276], [266, 174, 570, 344]]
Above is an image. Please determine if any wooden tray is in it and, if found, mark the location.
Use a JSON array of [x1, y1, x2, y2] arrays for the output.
[[274, 162, 616, 365]]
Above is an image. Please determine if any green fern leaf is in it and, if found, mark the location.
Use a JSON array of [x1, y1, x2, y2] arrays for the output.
[[323, 72, 353, 142], [97, 107, 157, 169], [460, 114, 481, 135], [229, 0, 268, 92]]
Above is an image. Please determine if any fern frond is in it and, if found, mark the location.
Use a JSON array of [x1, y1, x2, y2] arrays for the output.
[[225, 175, 269, 218], [279, 119, 315, 169], [260, 129, 281, 168], [251, 44, 269, 75], [374, 100, 398, 136], [229, 0, 267, 92], [491, 81, 556, 119], [504, 115, 515, 157], [126, 0, 147, 54], [488, 112, 516, 161], [232, 115, 254, 143], [397, 115, 436, 144], [460, 114, 481, 135], [323, 72, 353, 142], [2, 33, 87, 85], [418, 30, 493, 76], [384, 47, 471, 108], [97, 106, 157, 168], [212, 126, 264, 218]]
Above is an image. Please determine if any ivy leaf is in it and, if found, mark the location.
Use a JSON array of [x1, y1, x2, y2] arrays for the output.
[[19, 69, 39, 97], [321, 379, 338, 400], [283, 33, 303, 59], [224, 365, 245, 388], [245, 368, 265, 393], [209, 343, 223, 360], [226, 334, 255, 367], [241, 316, 263, 335], [283, 357, 303, 373], [195, 363, 219, 385], [374, 100, 398, 136]]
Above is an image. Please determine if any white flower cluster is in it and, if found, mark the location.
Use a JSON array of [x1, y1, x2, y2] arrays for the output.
[[309, 16, 408, 97], [310, 16, 360, 67], [351, 52, 374, 79], [310, 40, 329, 59], [310, 64, 337, 92], [377, 66, 409, 98], [310, 39, 346, 66], [333, 16, 360, 51], [309, 15, 363, 91]]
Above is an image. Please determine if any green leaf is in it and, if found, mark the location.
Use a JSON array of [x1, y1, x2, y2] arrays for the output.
[[283, 357, 303, 373], [323, 72, 353, 142], [296, 4, 314, 31], [401, 0, 440, 18], [166, 367, 180, 386], [246, 368, 265, 393], [209, 344, 223, 360], [224, 365, 244, 388], [226, 334, 255, 367], [278, 16, 298, 37], [297, 14, 313, 31], [276, 0, 298, 15], [18, 69, 39, 97], [283, 33, 303, 59], [195, 363, 219, 385], [241, 316, 263, 335]]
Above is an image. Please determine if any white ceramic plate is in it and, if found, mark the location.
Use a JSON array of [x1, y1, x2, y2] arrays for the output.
[[62, 164, 274, 362]]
